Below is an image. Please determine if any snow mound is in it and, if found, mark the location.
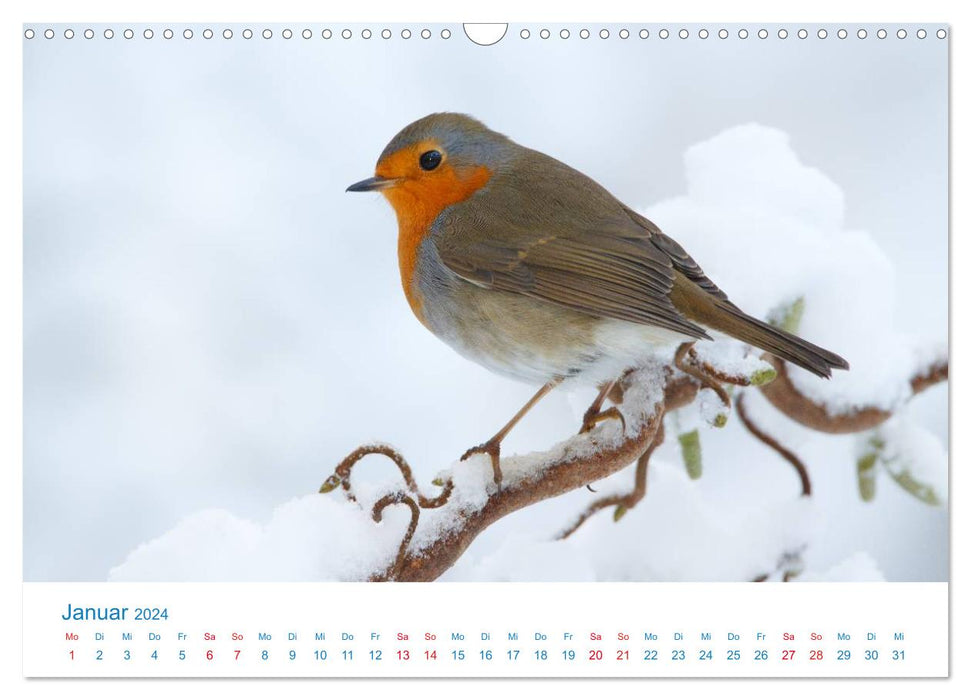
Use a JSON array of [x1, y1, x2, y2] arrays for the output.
[[800, 552, 886, 582], [110, 495, 409, 581], [644, 123, 943, 415]]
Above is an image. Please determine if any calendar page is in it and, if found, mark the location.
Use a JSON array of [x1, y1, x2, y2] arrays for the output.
[[18, 9, 950, 683]]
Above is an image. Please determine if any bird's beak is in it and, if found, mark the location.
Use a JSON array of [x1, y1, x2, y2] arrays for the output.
[[346, 176, 398, 193]]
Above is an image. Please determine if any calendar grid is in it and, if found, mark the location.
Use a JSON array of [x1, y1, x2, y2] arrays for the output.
[[24, 582, 948, 678]]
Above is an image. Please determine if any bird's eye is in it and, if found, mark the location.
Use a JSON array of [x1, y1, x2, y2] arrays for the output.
[[419, 150, 443, 171]]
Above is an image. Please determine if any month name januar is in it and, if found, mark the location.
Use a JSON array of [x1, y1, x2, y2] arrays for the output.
[[61, 604, 128, 621]]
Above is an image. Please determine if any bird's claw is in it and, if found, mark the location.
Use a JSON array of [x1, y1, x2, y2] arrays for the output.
[[460, 440, 503, 492], [579, 406, 627, 435]]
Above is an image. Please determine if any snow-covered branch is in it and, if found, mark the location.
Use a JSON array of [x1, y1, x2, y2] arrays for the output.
[[318, 343, 946, 582], [324, 364, 695, 581], [759, 355, 948, 434]]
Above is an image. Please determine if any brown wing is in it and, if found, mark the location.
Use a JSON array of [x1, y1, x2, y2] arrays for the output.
[[622, 206, 735, 305], [433, 159, 711, 339], [622, 207, 848, 377]]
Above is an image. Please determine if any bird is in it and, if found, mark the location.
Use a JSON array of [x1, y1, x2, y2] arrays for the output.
[[347, 112, 848, 487]]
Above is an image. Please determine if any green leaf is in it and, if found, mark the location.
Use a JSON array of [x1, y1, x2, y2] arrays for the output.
[[678, 429, 703, 480], [768, 297, 805, 334], [318, 474, 342, 494], [885, 469, 941, 506], [857, 428, 943, 506], [856, 452, 878, 502], [748, 366, 778, 387]]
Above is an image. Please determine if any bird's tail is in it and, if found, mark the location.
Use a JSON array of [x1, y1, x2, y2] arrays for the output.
[[702, 302, 848, 378], [670, 274, 848, 378]]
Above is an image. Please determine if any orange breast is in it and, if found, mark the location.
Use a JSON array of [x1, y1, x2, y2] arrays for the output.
[[380, 162, 492, 326]]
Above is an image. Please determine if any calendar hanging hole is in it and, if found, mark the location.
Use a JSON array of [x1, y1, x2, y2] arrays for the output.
[[463, 23, 507, 46]]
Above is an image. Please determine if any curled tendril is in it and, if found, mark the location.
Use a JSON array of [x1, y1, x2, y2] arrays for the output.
[[370, 491, 420, 581], [318, 444, 454, 508], [675, 343, 733, 410], [317, 338, 945, 582], [558, 420, 666, 539], [752, 546, 808, 582], [736, 393, 812, 496]]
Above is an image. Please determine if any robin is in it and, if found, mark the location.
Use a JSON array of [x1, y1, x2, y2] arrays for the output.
[[347, 113, 848, 486]]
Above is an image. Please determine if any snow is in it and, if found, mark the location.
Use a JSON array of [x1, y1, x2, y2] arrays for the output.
[[445, 535, 599, 583], [110, 361, 675, 581], [644, 124, 944, 416], [690, 340, 776, 384], [110, 496, 409, 582], [859, 415, 948, 506], [553, 461, 819, 582], [800, 552, 887, 583], [697, 387, 729, 428], [115, 451, 877, 583]]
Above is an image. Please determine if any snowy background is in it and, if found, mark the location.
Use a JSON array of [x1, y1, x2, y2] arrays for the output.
[[23, 24, 948, 582]]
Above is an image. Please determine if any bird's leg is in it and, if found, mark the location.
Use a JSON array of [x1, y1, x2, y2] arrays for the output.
[[578, 379, 626, 435], [461, 378, 562, 489]]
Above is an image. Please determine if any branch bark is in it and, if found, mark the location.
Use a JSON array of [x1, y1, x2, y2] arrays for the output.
[[758, 356, 948, 434], [375, 372, 698, 581], [556, 421, 666, 540]]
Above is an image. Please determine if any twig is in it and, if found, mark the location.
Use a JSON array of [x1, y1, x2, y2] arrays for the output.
[[752, 547, 807, 582], [736, 393, 812, 497], [557, 421, 666, 539], [675, 342, 732, 409], [323, 348, 946, 582], [911, 361, 949, 395], [370, 492, 420, 581], [320, 444, 454, 508], [686, 346, 774, 387], [758, 356, 948, 434], [368, 372, 699, 581]]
